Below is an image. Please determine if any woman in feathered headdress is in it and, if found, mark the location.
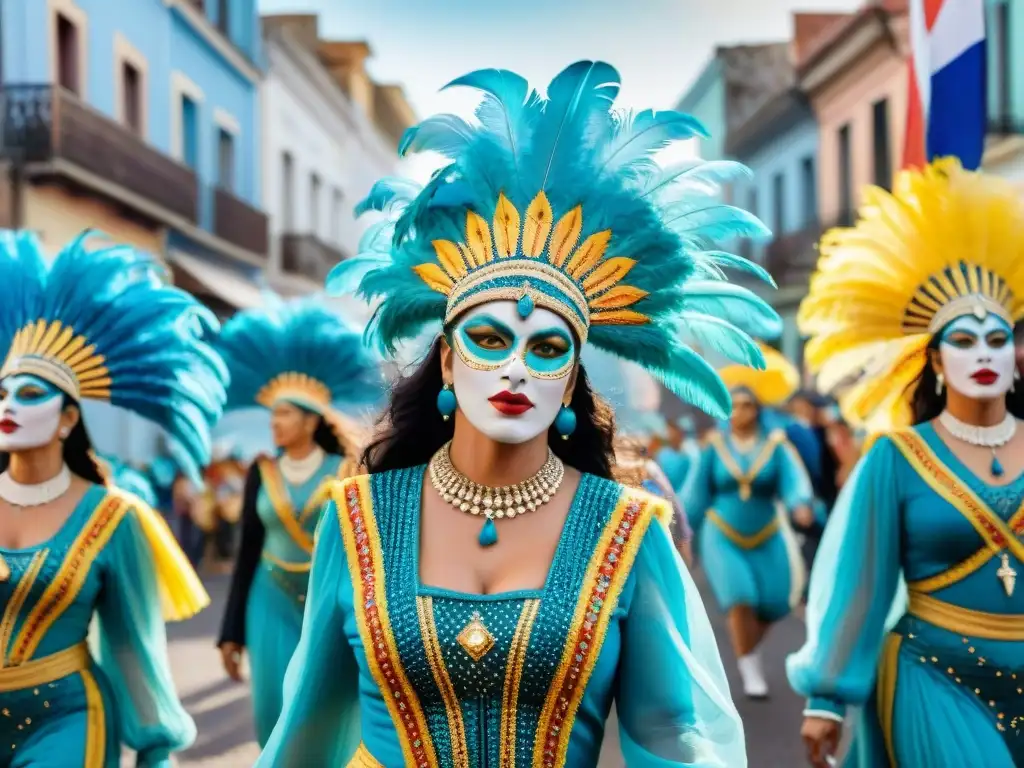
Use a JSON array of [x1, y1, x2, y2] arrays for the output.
[[682, 341, 814, 699], [258, 61, 779, 767], [0, 231, 227, 766], [788, 159, 1024, 768], [213, 296, 381, 747]]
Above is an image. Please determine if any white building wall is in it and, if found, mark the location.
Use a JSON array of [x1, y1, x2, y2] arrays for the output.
[[262, 32, 397, 280]]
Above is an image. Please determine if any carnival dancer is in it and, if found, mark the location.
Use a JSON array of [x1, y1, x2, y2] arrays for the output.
[[789, 159, 1024, 768], [257, 60, 781, 767], [216, 297, 380, 747], [683, 341, 814, 699], [0, 231, 225, 766], [656, 415, 701, 494]]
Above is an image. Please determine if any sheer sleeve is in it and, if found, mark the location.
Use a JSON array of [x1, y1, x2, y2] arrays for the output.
[[679, 446, 713, 536], [785, 437, 904, 720], [617, 518, 746, 767], [257, 501, 361, 767], [218, 463, 264, 647], [775, 435, 815, 512], [95, 508, 196, 768]]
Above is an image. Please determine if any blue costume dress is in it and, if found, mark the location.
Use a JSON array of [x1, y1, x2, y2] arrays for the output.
[[788, 423, 1024, 766], [258, 470, 746, 767], [0, 485, 194, 768], [685, 428, 812, 621], [220, 453, 345, 746]]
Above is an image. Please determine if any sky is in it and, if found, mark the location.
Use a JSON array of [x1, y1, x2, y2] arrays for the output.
[[257, 0, 860, 177]]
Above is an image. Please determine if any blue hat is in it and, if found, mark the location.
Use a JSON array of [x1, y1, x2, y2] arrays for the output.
[[329, 62, 779, 418], [0, 231, 228, 482]]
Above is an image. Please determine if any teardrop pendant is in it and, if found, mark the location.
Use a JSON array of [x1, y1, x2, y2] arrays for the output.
[[478, 518, 498, 547], [992, 450, 1005, 478]]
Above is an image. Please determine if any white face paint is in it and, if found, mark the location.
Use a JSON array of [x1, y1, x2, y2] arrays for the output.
[[450, 301, 576, 445], [0, 374, 65, 452], [938, 314, 1016, 401]]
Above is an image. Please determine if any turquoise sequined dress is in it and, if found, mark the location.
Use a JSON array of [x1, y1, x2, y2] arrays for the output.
[[257, 468, 746, 767], [683, 429, 812, 622], [219, 454, 343, 746], [788, 423, 1024, 766], [0, 485, 194, 768]]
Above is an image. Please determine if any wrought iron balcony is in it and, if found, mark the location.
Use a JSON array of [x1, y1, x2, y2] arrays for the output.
[[281, 233, 346, 283], [0, 84, 199, 224], [214, 186, 269, 257]]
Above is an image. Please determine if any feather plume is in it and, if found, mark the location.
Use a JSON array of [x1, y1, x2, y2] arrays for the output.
[[598, 110, 707, 175]]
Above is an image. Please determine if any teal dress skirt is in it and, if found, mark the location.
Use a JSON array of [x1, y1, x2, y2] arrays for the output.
[[219, 453, 342, 746], [788, 423, 1024, 766], [0, 485, 194, 767], [257, 468, 747, 767], [683, 429, 813, 622]]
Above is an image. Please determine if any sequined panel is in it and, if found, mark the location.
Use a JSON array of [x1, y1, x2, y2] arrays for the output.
[[333, 477, 438, 768]]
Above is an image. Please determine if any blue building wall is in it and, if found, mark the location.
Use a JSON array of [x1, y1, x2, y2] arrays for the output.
[[676, 60, 728, 161], [0, 0, 262, 223]]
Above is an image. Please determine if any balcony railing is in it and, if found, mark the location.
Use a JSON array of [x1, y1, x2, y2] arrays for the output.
[[214, 186, 268, 257], [281, 233, 346, 283], [0, 84, 199, 224], [763, 223, 822, 286]]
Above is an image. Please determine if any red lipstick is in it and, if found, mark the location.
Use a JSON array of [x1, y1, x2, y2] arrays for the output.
[[0, 419, 19, 434], [971, 369, 999, 386], [488, 391, 534, 416]]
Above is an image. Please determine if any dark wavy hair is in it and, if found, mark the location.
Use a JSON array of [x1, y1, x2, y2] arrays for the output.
[[361, 338, 617, 478], [0, 394, 104, 484], [271, 404, 344, 457], [910, 335, 1024, 424]]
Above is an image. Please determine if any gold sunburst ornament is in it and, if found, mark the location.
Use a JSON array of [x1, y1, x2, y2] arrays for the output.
[[1, 320, 111, 401], [798, 158, 1024, 432]]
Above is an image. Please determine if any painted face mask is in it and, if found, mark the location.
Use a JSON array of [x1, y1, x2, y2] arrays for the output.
[[0, 373, 66, 452], [450, 301, 576, 445], [939, 314, 1016, 401]]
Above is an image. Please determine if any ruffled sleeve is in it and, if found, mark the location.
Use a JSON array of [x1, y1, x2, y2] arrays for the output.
[[94, 505, 196, 768], [786, 436, 903, 719], [679, 445, 714, 536], [257, 501, 361, 767], [617, 518, 746, 767]]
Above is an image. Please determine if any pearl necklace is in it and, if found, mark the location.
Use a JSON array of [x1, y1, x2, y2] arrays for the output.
[[279, 446, 325, 485], [0, 464, 72, 507], [938, 411, 1018, 477], [428, 441, 564, 547]]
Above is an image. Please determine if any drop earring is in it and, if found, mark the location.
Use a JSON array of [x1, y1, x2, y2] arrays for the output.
[[555, 404, 577, 440], [935, 372, 945, 396], [437, 383, 457, 421]]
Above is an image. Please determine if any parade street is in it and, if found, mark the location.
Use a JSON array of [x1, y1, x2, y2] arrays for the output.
[[166, 573, 808, 768]]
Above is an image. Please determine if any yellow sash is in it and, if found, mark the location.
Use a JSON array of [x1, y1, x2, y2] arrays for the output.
[[908, 590, 1024, 640], [257, 457, 345, 555], [706, 509, 779, 549], [0, 642, 89, 692], [890, 430, 1024, 593], [708, 430, 785, 501]]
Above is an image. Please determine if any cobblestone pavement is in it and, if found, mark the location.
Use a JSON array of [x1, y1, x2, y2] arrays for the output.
[[162, 572, 809, 767]]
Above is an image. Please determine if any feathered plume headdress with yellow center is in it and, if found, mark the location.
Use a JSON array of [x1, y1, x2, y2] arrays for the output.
[[798, 158, 1024, 431], [329, 62, 781, 419], [717, 343, 801, 407]]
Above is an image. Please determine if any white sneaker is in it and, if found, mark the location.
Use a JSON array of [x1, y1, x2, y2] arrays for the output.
[[737, 652, 769, 699]]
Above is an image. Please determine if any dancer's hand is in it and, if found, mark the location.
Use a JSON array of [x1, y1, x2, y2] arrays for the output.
[[220, 642, 246, 681], [801, 716, 840, 768]]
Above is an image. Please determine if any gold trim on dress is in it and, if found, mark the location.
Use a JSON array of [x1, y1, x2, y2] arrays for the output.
[[347, 743, 385, 767], [533, 490, 663, 768], [892, 430, 1024, 593], [877, 632, 902, 768], [257, 458, 316, 554], [416, 596, 470, 768], [501, 599, 540, 767], [8, 496, 127, 665], [0, 550, 48, 663], [907, 591, 1024, 640], [82, 666, 106, 768], [333, 477, 438, 768], [706, 509, 779, 550], [707, 430, 785, 501], [0, 642, 89, 692]]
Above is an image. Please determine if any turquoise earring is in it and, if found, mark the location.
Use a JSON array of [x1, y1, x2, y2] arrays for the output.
[[437, 383, 457, 421], [555, 404, 577, 440]]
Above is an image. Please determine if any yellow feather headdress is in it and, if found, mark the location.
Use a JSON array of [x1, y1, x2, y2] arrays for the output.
[[799, 158, 1024, 431], [718, 343, 801, 407]]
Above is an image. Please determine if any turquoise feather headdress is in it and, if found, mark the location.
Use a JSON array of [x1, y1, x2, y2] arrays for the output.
[[330, 61, 779, 418], [216, 296, 382, 416], [0, 231, 228, 482]]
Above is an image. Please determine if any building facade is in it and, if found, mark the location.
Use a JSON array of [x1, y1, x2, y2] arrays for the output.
[[0, 0, 270, 460], [0, 0, 270, 318], [984, 0, 1024, 183], [260, 14, 411, 301]]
